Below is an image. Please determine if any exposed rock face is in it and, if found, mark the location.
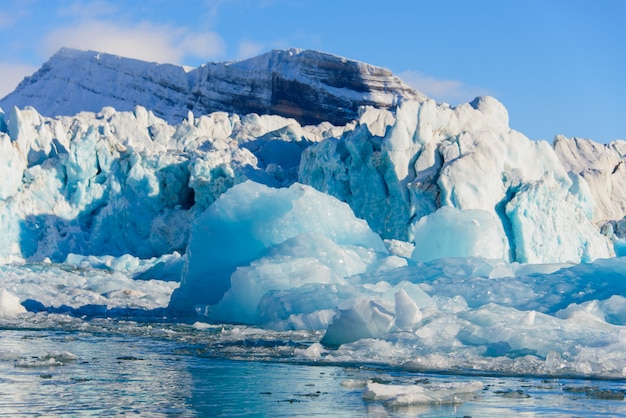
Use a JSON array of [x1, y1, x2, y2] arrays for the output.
[[0, 48, 422, 126]]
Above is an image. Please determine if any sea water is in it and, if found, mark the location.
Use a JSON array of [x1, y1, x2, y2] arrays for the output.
[[2, 317, 626, 417]]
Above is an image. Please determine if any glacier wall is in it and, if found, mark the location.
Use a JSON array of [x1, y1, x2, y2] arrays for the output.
[[0, 105, 338, 263], [0, 96, 622, 270], [300, 97, 615, 263], [554, 135, 626, 223]]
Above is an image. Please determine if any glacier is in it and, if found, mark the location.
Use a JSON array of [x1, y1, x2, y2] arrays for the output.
[[0, 98, 618, 268], [1, 48, 626, 378]]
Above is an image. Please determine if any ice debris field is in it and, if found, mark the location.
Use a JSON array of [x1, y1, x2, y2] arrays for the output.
[[2, 91, 626, 379]]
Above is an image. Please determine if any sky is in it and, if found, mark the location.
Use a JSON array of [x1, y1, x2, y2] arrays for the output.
[[0, 0, 624, 143]]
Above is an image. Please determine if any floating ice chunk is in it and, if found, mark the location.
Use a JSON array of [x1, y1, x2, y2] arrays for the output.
[[211, 249, 344, 324], [15, 351, 77, 368], [294, 342, 324, 360], [544, 351, 566, 373], [321, 298, 394, 347], [363, 382, 433, 403], [601, 295, 626, 325], [363, 380, 483, 407], [0, 288, 26, 317], [272, 309, 337, 331], [64, 252, 184, 282], [256, 283, 355, 330], [0, 260, 178, 313], [340, 379, 368, 389], [170, 181, 387, 313], [556, 300, 606, 322], [394, 289, 422, 331], [191, 321, 222, 331]]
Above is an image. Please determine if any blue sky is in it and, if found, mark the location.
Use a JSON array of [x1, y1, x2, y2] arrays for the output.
[[0, 0, 624, 143]]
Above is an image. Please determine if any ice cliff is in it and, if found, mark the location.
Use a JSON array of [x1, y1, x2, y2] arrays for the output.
[[300, 97, 618, 263], [0, 104, 343, 262]]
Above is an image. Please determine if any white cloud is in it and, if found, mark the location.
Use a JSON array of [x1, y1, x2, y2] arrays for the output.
[[236, 40, 267, 59], [42, 19, 226, 65], [399, 70, 492, 105], [0, 62, 38, 99], [180, 32, 226, 60]]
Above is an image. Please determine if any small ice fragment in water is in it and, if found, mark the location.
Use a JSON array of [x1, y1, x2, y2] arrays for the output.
[[294, 342, 323, 360], [362, 380, 483, 407], [0, 288, 26, 317], [15, 351, 77, 368]]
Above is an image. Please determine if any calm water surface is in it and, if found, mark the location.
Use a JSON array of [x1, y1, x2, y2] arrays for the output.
[[1, 322, 626, 417]]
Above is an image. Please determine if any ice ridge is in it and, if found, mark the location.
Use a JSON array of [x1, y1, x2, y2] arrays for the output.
[[0, 98, 621, 269]]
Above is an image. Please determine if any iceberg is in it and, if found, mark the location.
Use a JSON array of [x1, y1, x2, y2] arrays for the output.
[[169, 180, 387, 315], [1, 48, 626, 378]]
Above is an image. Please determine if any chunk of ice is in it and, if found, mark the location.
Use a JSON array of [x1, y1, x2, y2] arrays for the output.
[[0, 288, 26, 317]]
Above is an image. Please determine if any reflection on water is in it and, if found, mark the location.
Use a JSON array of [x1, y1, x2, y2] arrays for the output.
[[1, 326, 626, 417], [1, 331, 194, 416], [0, 329, 364, 417]]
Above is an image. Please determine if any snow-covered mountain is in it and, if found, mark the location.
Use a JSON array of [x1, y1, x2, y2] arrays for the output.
[[0, 48, 422, 126]]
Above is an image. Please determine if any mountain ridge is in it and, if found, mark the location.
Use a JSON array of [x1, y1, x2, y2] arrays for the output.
[[0, 47, 423, 126]]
